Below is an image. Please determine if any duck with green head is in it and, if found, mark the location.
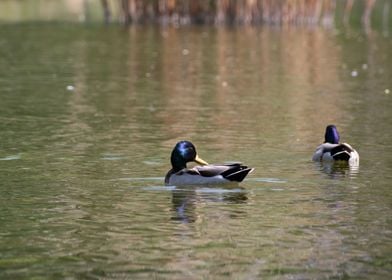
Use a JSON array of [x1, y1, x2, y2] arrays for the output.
[[312, 125, 359, 165], [165, 141, 254, 185]]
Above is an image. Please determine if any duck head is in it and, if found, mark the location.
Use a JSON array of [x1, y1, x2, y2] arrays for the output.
[[170, 141, 209, 171], [325, 125, 340, 144]]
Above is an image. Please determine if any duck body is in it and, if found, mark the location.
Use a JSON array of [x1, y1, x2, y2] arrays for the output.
[[312, 142, 359, 164], [165, 141, 253, 186], [312, 125, 359, 165], [165, 163, 253, 185]]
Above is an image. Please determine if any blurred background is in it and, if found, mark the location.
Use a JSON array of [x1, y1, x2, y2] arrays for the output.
[[0, 0, 390, 31]]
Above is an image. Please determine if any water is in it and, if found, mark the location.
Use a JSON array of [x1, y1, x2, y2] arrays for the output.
[[0, 24, 391, 279]]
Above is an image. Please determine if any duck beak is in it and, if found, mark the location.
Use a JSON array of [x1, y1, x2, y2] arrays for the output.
[[194, 155, 208, 165]]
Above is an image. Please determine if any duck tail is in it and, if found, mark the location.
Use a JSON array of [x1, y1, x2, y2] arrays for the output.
[[331, 144, 352, 161], [223, 165, 254, 182]]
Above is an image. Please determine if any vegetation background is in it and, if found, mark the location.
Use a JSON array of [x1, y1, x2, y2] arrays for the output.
[[0, 0, 390, 32]]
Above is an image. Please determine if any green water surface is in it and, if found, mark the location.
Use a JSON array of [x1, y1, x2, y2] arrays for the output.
[[0, 24, 391, 279]]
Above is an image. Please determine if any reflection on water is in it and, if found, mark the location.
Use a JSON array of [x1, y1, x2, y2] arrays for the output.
[[171, 186, 248, 223], [0, 24, 391, 279], [315, 161, 360, 179]]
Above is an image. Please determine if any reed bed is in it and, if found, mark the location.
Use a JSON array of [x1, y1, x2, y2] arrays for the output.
[[100, 0, 388, 27]]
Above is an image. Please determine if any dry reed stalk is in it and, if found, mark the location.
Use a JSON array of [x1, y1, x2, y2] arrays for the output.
[[108, 0, 381, 28]]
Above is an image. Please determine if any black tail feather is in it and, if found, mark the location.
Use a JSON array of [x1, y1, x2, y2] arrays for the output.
[[331, 145, 351, 161], [223, 165, 254, 182]]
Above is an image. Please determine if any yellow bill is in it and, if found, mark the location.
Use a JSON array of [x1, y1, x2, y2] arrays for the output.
[[194, 155, 209, 165]]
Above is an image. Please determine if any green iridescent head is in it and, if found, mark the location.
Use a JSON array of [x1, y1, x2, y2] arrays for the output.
[[170, 141, 208, 171]]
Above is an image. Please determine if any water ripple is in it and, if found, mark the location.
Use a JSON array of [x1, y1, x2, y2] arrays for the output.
[[142, 186, 176, 191], [112, 177, 164, 182], [247, 177, 287, 183], [0, 154, 21, 161]]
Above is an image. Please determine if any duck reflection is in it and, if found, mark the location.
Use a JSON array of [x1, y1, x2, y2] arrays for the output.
[[171, 185, 248, 223], [315, 161, 359, 179]]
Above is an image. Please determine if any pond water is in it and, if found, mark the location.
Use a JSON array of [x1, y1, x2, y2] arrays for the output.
[[0, 24, 391, 279]]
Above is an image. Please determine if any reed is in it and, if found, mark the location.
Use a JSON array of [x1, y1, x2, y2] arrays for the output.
[[106, 0, 385, 27]]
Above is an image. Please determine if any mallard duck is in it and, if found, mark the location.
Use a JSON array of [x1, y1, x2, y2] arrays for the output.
[[312, 125, 359, 164], [165, 141, 254, 185]]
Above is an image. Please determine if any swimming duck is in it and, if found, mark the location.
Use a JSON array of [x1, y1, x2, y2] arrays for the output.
[[165, 141, 254, 185], [312, 125, 359, 164]]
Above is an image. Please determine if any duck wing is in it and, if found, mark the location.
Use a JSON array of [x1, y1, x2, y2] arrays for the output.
[[193, 163, 254, 182], [313, 143, 337, 161]]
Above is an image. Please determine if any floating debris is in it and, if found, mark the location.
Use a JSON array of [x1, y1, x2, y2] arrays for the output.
[[182, 49, 190, 56], [385, 89, 390, 94], [66, 85, 75, 91], [351, 70, 358, 77]]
